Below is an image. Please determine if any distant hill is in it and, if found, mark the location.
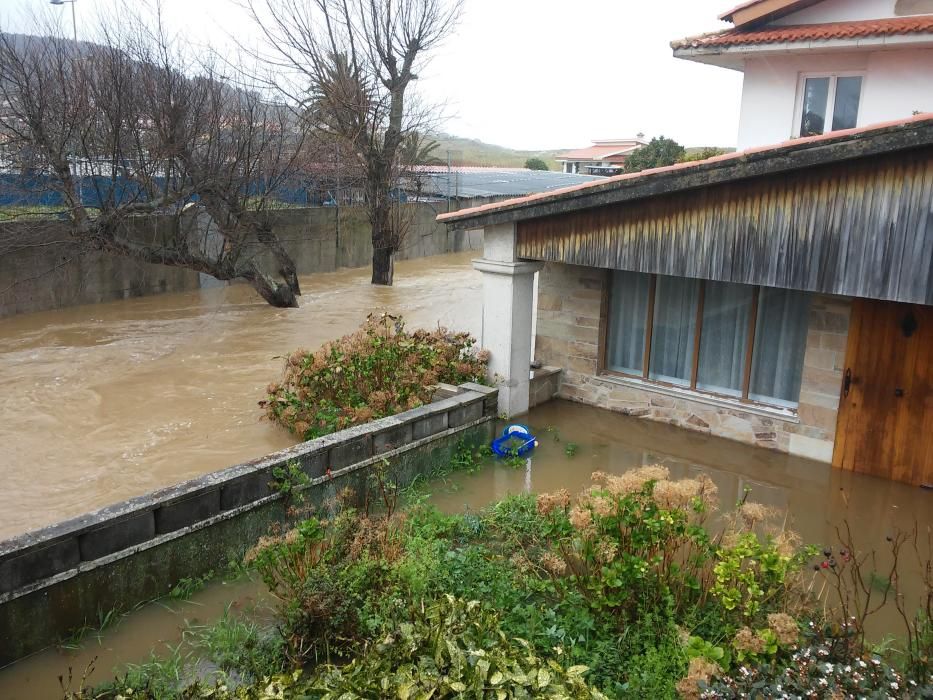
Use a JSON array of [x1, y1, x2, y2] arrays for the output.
[[428, 134, 563, 170], [428, 134, 736, 170]]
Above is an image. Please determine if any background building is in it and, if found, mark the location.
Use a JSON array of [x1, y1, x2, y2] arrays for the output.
[[673, 0, 933, 148], [555, 138, 647, 175]]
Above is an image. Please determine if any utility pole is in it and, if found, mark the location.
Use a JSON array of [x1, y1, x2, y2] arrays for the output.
[[335, 140, 340, 262]]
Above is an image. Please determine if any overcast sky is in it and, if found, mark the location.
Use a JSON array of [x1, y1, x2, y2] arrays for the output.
[[1, 0, 743, 150]]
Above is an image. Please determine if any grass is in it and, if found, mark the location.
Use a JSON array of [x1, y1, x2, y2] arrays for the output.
[[167, 571, 215, 601], [58, 607, 122, 651], [0, 205, 71, 221]]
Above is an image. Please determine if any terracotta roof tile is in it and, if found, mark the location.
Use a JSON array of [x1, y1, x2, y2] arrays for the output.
[[672, 16, 933, 49], [436, 112, 933, 224]]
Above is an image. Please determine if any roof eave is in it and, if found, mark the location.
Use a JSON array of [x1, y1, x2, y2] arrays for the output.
[[673, 32, 933, 63], [437, 118, 933, 230]]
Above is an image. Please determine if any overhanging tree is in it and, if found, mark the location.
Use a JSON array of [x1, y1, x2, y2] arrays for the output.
[[0, 17, 308, 307], [246, 0, 462, 286]]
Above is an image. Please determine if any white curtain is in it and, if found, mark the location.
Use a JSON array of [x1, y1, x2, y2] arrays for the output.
[[649, 276, 699, 386], [697, 281, 755, 397], [750, 288, 811, 406], [606, 271, 651, 374]]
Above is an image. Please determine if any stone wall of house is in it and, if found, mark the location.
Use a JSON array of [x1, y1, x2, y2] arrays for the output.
[[533, 262, 850, 463]]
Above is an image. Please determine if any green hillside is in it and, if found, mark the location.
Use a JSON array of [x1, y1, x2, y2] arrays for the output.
[[429, 134, 563, 170], [428, 134, 736, 170]]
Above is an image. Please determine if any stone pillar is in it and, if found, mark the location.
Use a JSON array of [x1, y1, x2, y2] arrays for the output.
[[472, 222, 543, 417]]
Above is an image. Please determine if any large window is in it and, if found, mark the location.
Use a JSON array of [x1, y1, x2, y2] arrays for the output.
[[605, 272, 811, 408], [797, 74, 863, 137]]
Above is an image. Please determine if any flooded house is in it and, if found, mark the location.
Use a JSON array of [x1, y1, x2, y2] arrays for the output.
[[439, 0, 933, 487]]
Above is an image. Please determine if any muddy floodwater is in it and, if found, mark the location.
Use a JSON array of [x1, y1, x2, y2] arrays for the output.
[[0, 252, 482, 539], [0, 399, 929, 697]]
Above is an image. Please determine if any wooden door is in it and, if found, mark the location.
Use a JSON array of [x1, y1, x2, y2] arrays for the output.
[[833, 299, 933, 487]]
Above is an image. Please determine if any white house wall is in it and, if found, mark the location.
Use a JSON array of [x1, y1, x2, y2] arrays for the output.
[[858, 49, 933, 123], [736, 49, 933, 148]]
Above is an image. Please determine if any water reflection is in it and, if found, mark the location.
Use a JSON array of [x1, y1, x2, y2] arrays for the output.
[[431, 400, 928, 551]]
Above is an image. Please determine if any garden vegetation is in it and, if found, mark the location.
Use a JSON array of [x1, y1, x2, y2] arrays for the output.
[[261, 314, 488, 439], [66, 461, 932, 698]]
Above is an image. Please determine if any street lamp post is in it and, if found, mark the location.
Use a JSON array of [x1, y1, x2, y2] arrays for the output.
[[51, 0, 79, 208], [50, 0, 77, 43]]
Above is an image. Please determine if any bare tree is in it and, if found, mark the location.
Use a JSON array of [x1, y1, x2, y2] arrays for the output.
[[0, 14, 308, 307], [246, 0, 462, 285]]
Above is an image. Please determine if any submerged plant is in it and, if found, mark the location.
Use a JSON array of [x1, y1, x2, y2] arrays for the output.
[[261, 313, 488, 439], [67, 466, 933, 699]]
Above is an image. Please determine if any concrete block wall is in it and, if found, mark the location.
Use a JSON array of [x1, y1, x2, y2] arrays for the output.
[[0, 203, 483, 318], [534, 262, 849, 463], [0, 383, 497, 665]]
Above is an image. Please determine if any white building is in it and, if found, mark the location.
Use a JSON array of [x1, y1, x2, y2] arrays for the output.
[[555, 138, 647, 176], [672, 0, 933, 149]]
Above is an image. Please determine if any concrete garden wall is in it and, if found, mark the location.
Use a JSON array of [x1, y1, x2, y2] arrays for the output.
[[529, 366, 562, 408], [0, 382, 497, 665]]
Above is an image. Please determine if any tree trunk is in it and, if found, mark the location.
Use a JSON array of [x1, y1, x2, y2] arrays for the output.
[[243, 266, 299, 308], [371, 244, 394, 285], [370, 200, 394, 285], [257, 225, 302, 296]]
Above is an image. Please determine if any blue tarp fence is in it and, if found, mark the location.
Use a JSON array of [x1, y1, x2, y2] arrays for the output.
[[0, 173, 340, 210]]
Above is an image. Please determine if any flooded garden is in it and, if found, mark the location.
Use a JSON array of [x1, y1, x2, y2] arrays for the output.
[[0, 397, 930, 698]]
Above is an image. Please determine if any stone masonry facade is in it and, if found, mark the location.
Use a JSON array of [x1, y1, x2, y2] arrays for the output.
[[534, 262, 850, 463]]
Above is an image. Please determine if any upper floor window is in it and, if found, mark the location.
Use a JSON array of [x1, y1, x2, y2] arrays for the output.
[[797, 73, 863, 137], [605, 271, 811, 408]]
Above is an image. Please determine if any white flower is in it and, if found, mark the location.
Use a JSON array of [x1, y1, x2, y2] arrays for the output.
[[823, 663, 834, 674], [845, 665, 852, 673], [858, 659, 868, 668]]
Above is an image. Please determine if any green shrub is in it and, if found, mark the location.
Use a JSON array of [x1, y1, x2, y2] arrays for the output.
[[245, 510, 404, 664], [261, 313, 487, 439], [524, 157, 549, 171], [73, 468, 930, 699], [305, 595, 608, 699], [535, 467, 720, 621]]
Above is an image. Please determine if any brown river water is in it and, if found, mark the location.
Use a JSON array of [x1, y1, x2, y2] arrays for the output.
[[0, 252, 930, 697], [0, 252, 482, 540]]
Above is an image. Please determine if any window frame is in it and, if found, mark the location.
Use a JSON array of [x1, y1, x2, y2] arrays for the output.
[[600, 273, 802, 411], [793, 71, 865, 138]]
